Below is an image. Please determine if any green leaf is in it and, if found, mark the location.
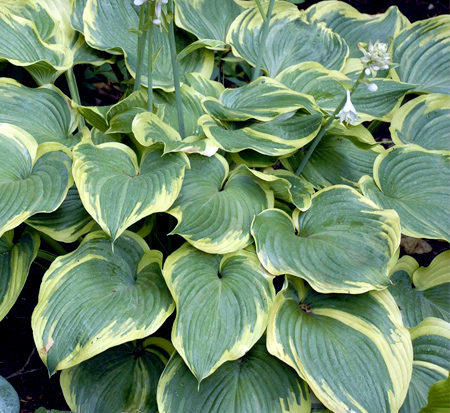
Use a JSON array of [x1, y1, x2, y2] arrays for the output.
[[0, 78, 76, 146], [169, 154, 273, 254], [157, 340, 311, 413], [175, 0, 244, 44], [400, 318, 450, 413], [227, 2, 348, 77], [82, 0, 214, 91], [421, 375, 450, 413], [163, 244, 275, 381], [26, 186, 95, 243], [390, 94, 450, 151], [306, 2, 409, 57], [72, 141, 189, 242], [359, 146, 450, 241], [251, 185, 400, 294], [0, 229, 39, 322], [0, 124, 73, 237], [32, 231, 175, 374], [388, 252, 450, 328], [392, 15, 450, 94], [0, 376, 19, 413], [60, 338, 173, 413], [276, 62, 415, 122], [282, 123, 382, 189], [230, 150, 278, 168], [267, 277, 413, 413]]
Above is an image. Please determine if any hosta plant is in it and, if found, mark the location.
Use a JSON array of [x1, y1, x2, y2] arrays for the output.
[[0, 0, 449, 412]]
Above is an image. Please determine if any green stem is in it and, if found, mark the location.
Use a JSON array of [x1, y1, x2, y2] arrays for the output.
[[37, 250, 58, 262], [65, 69, 86, 129], [134, 5, 148, 92], [252, 0, 275, 81], [367, 119, 382, 134], [168, 0, 186, 139], [38, 232, 68, 256], [254, 0, 267, 21], [295, 69, 366, 176], [147, 4, 154, 112]]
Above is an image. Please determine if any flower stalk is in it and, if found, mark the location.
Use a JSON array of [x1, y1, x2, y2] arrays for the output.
[[65, 68, 86, 129], [134, 5, 148, 91], [147, 3, 154, 112], [252, 0, 275, 81]]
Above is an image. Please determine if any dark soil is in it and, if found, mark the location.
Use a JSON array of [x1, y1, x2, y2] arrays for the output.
[[0, 1, 448, 412]]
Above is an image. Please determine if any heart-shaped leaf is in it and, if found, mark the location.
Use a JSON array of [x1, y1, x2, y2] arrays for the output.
[[306, 2, 410, 57], [252, 185, 400, 294], [360, 146, 450, 241], [390, 94, 450, 151], [73, 141, 189, 242], [61, 338, 173, 413], [0, 229, 39, 322], [170, 154, 273, 254], [32, 231, 175, 374], [0, 124, 73, 237], [163, 244, 275, 381], [392, 15, 450, 94], [400, 318, 450, 413], [389, 252, 450, 328], [267, 277, 413, 413], [157, 340, 311, 413], [0, 376, 19, 413], [227, 2, 348, 77]]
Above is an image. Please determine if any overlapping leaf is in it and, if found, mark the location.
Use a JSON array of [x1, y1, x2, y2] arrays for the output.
[[32, 231, 175, 374], [0, 124, 73, 237], [72, 141, 189, 242], [0, 376, 19, 413], [389, 252, 450, 328], [252, 185, 400, 294], [0, 229, 39, 322], [390, 94, 450, 151], [400, 318, 450, 413], [61, 338, 173, 413], [420, 375, 450, 413], [163, 244, 275, 381], [169, 154, 273, 254], [267, 277, 413, 413], [157, 340, 311, 413], [391, 15, 450, 94], [81, 0, 213, 90], [306, 2, 410, 57], [360, 146, 450, 241]]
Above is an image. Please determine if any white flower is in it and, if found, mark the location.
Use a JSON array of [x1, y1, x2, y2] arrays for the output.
[[358, 40, 391, 77], [339, 90, 358, 125], [133, 0, 168, 26], [364, 82, 378, 92], [134, 0, 147, 5]]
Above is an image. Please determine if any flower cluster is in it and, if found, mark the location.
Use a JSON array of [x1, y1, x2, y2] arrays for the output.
[[134, 0, 168, 26], [358, 40, 391, 77]]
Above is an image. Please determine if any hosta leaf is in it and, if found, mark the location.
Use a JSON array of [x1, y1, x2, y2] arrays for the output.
[[132, 112, 218, 156], [421, 375, 450, 413], [82, 0, 213, 90], [306, 2, 409, 57], [359, 146, 450, 241], [60, 338, 173, 413], [157, 340, 311, 413], [267, 277, 413, 413], [184, 73, 225, 99], [26, 186, 95, 243], [163, 244, 275, 381], [390, 94, 450, 151], [35, 409, 73, 413], [388, 252, 450, 328], [0, 229, 39, 322], [401, 318, 450, 413], [0, 376, 19, 413], [252, 185, 400, 294], [169, 154, 273, 254], [72, 141, 189, 242], [0, 124, 73, 237], [276, 62, 415, 122], [392, 15, 450, 94], [0, 78, 76, 146], [282, 123, 382, 189], [175, 0, 244, 45], [202, 77, 316, 122], [32, 231, 175, 374], [227, 2, 348, 77], [200, 111, 323, 157]]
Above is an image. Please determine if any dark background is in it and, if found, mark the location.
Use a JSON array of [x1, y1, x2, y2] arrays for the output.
[[0, 1, 448, 411]]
